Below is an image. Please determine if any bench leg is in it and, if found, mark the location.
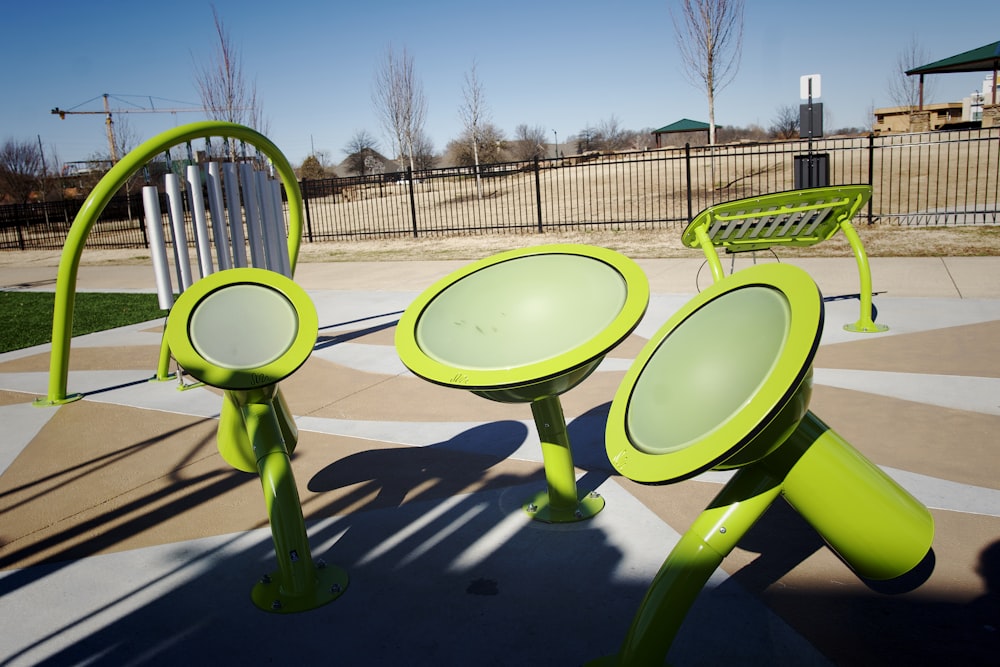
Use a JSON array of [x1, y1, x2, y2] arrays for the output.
[[154, 334, 175, 382], [840, 221, 888, 333], [523, 395, 605, 523], [695, 226, 726, 283]]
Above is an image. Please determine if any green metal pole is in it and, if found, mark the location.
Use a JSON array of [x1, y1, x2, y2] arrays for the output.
[[695, 225, 726, 283], [33, 192, 96, 405], [217, 390, 257, 473], [273, 386, 299, 457], [524, 395, 604, 522], [599, 467, 783, 666], [217, 387, 299, 474], [781, 411, 933, 580], [244, 398, 316, 598], [236, 386, 347, 612], [840, 220, 888, 333], [154, 335, 174, 382]]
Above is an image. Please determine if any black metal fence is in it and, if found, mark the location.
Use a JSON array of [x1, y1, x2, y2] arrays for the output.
[[3, 128, 998, 252]]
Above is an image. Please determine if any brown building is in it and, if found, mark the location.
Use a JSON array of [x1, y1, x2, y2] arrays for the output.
[[873, 102, 966, 134]]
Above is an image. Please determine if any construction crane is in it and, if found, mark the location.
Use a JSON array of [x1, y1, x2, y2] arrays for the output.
[[51, 93, 210, 163]]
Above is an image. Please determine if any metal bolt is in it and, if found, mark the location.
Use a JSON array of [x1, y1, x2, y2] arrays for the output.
[[316, 559, 327, 570], [330, 583, 342, 594], [719, 526, 727, 534], [527, 503, 538, 513], [271, 599, 282, 610], [260, 574, 271, 584], [574, 510, 583, 519], [588, 491, 601, 499]]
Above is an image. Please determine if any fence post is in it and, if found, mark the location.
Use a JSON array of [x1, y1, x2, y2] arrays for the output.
[[138, 192, 150, 249], [407, 167, 418, 238], [300, 180, 314, 243], [685, 143, 693, 223], [534, 157, 544, 233], [866, 133, 875, 225]]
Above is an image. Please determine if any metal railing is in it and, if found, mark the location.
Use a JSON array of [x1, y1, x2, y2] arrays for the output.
[[2, 128, 997, 252]]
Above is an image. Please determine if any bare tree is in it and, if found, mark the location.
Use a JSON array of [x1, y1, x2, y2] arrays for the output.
[[343, 130, 380, 176], [888, 36, 936, 110], [193, 4, 266, 141], [446, 123, 505, 167], [512, 124, 548, 161], [0, 138, 43, 203], [576, 126, 599, 154], [311, 149, 333, 170], [411, 131, 437, 171], [108, 115, 145, 222], [372, 44, 427, 172], [627, 129, 655, 151], [671, 0, 744, 145], [41, 142, 63, 201], [110, 114, 140, 162], [345, 129, 379, 157], [459, 60, 490, 197], [596, 115, 631, 151], [769, 105, 800, 139]]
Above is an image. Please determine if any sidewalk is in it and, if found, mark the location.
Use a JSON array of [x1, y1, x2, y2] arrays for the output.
[[1, 253, 999, 665], [3, 255, 1000, 298]]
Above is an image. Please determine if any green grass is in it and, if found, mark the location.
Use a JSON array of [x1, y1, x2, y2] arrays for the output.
[[0, 291, 166, 353]]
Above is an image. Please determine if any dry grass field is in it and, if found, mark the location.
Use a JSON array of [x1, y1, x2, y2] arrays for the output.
[[3, 129, 997, 266], [294, 223, 1000, 261], [292, 131, 998, 242]]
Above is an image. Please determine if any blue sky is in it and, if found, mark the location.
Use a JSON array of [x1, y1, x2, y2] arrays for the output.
[[6, 0, 998, 167]]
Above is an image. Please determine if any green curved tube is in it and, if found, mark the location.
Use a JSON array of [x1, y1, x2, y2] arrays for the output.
[[531, 395, 580, 514], [605, 467, 783, 666], [601, 411, 934, 664], [239, 390, 317, 599], [781, 411, 933, 579], [695, 225, 726, 283], [155, 333, 173, 382], [839, 220, 888, 333]]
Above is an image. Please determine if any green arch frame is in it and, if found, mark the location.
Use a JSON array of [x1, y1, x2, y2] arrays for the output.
[[34, 121, 303, 406]]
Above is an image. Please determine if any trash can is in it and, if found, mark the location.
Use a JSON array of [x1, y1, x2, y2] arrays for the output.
[[794, 153, 829, 189]]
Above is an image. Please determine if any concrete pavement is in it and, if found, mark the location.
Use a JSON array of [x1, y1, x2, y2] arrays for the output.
[[3, 254, 999, 297], [1, 252, 999, 665]]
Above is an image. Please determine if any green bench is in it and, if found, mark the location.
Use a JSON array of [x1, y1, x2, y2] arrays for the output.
[[681, 185, 887, 333]]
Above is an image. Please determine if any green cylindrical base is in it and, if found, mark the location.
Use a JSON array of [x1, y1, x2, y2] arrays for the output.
[[32, 393, 83, 407], [840, 220, 888, 334], [251, 561, 349, 613], [844, 319, 889, 333], [525, 395, 604, 523], [523, 488, 605, 523], [782, 411, 934, 580], [240, 389, 349, 612]]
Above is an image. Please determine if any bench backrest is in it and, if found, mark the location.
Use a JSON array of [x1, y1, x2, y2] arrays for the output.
[[682, 185, 872, 254]]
